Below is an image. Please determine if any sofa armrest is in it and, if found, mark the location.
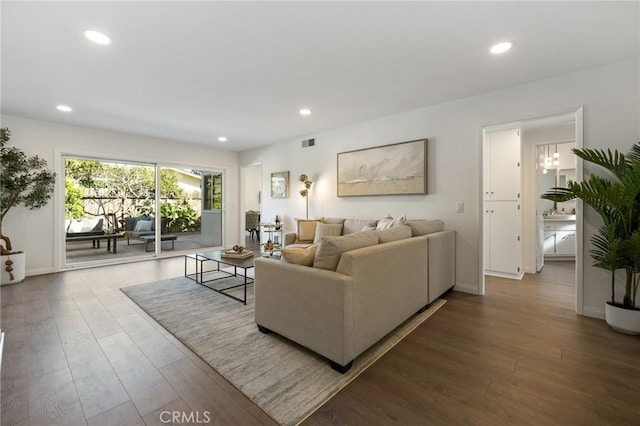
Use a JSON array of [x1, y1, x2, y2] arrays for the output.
[[284, 232, 297, 246], [426, 230, 456, 303], [254, 258, 354, 364]]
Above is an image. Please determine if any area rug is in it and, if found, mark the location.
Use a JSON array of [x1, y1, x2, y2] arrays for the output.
[[121, 276, 446, 425]]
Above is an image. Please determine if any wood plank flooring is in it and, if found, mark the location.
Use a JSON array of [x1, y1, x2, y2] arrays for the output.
[[2, 252, 639, 425]]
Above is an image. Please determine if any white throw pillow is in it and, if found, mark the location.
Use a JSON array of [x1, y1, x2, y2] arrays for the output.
[[376, 215, 406, 230], [375, 215, 394, 230], [133, 220, 153, 232]]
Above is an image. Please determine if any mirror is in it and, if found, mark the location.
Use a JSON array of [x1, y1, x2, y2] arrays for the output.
[[558, 168, 575, 188], [539, 169, 556, 213]]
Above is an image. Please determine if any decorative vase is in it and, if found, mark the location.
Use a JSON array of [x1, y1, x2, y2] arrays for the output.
[[1, 251, 26, 285], [605, 301, 640, 335]]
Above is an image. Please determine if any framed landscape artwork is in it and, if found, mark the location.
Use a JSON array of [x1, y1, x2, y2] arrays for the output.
[[337, 139, 427, 197], [270, 171, 289, 198]]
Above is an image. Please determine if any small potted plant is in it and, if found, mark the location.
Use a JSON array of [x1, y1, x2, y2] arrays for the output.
[[0, 128, 56, 284], [542, 142, 640, 334]]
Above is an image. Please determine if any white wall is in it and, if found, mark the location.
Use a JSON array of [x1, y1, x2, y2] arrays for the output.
[[242, 165, 262, 212], [0, 115, 240, 275], [240, 57, 640, 317]]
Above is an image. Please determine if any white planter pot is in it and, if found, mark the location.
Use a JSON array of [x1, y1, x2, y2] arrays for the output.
[[605, 302, 640, 335], [1, 252, 26, 285]]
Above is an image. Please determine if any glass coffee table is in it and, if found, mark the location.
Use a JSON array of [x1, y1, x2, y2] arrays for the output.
[[184, 250, 255, 304]]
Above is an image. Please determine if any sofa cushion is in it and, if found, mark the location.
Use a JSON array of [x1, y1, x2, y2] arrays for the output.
[[67, 218, 104, 235], [343, 218, 377, 235], [375, 225, 412, 243], [313, 231, 379, 271], [313, 223, 343, 243], [296, 218, 323, 243], [281, 244, 318, 266], [405, 219, 445, 236], [133, 220, 153, 233]]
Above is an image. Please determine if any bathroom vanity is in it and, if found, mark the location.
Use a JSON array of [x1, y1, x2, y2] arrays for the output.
[[543, 215, 576, 259]]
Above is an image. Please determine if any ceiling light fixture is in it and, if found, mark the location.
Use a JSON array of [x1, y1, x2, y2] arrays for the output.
[[218, 136, 227, 142], [56, 105, 72, 112], [490, 41, 513, 54], [299, 108, 311, 116], [84, 30, 111, 45]]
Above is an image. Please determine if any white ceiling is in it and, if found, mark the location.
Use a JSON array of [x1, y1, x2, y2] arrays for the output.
[[2, 1, 638, 151]]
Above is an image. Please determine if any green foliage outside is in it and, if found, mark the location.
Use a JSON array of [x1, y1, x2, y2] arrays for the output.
[[136, 202, 199, 233], [65, 178, 85, 219], [65, 158, 205, 233]]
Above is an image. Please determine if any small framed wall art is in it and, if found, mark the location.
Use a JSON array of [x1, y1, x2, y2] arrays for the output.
[[270, 171, 290, 198]]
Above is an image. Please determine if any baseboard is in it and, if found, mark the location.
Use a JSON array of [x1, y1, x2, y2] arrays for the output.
[[582, 306, 605, 320], [485, 270, 524, 280], [453, 282, 480, 295], [26, 267, 56, 277]]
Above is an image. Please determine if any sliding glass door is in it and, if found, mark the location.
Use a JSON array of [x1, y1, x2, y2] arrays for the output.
[[64, 156, 224, 266]]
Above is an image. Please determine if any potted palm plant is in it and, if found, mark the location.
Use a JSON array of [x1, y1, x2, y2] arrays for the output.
[[0, 128, 56, 285], [542, 142, 640, 334]]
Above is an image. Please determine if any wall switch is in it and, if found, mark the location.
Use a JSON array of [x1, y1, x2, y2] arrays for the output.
[[456, 202, 464, 213]]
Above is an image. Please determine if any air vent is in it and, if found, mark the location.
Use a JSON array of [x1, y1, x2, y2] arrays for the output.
[[301, 138, 315, 148]]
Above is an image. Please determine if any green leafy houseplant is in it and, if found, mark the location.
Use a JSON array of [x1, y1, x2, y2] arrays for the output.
[[542, 143, 640, 311], [0, 128, 56, 255]]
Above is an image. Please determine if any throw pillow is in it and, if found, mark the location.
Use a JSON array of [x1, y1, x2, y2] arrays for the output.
[[375, 225, 412, 243], [133, 220, 153, 232], [296, 218, 322, 242], [313, 231, 379, 271], [323, 217, 346, 225], [405, 219, 445, 236], [313, 223, 343, 243], [281, 244, 318, 267], [343, 218, 377, 235], [376, 214, 405, 230]]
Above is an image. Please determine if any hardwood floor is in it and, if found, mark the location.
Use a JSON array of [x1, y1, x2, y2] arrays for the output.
[[2, 254, 638, 425]]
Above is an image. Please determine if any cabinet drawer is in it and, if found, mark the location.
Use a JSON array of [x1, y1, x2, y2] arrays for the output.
[[556, 222, 576, 231]]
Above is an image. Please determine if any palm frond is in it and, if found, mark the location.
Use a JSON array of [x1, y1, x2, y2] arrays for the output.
[[626, 142, 640, 163], [572, 147, 630, 180]]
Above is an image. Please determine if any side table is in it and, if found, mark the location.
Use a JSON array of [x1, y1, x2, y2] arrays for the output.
[[261, 223, 284, 256]]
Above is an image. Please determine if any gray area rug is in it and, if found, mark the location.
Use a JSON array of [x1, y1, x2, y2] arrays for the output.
[[121, 275, 446, 425]]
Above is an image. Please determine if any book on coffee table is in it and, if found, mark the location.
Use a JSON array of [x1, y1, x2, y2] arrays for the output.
[[221, 250, 254, 259]]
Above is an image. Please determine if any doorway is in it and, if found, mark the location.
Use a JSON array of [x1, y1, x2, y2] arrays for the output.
[[241, 163, 262, 245], [481, 108, 583, 314], [534, 141, 577, 272]]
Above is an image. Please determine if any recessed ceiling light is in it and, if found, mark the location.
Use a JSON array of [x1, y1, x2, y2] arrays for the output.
[[56, 105, 72, 112], [218, 136, 227, 142], [84, 30, 111, 45], [490, 41, 513, 54], [299, 108, 311, 116]]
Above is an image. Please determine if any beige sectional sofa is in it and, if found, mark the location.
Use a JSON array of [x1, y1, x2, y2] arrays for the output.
[[254, 217, 455, 373]]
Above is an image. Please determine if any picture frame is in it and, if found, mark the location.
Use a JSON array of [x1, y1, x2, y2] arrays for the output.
[[270, 171, 289, 198], [337, 139, 427, 197]]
